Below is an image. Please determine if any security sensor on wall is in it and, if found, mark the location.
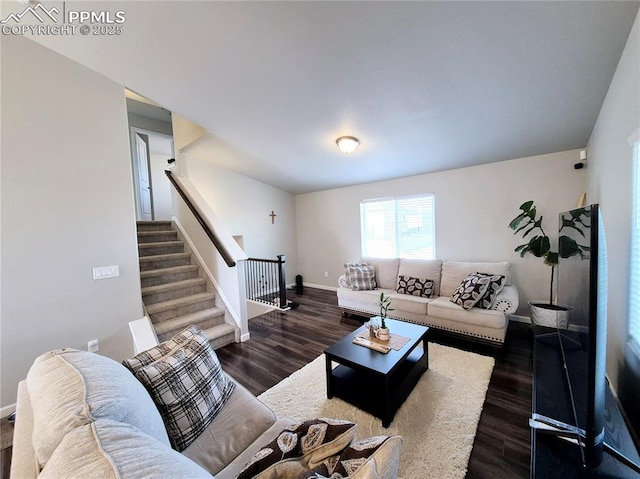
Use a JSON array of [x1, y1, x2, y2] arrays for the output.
[[574, 149, 587, 170]]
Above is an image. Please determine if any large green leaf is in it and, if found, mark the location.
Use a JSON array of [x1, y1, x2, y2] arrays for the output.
[[508, 214, 526, 230], [527, 235, 551, 257], [520, 200, 534, 212]]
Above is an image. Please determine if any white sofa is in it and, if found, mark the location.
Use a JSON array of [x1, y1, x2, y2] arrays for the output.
[[11, 344, 402, 479], [337, 258, 519, 344]]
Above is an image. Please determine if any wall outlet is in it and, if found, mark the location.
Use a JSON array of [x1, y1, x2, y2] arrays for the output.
[[93, 265, 119, 280], [324, 271, 329, 277], [88, 339, 99, 353]]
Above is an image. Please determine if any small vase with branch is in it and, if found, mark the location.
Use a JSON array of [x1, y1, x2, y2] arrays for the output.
[[376, 292, 393, 341]]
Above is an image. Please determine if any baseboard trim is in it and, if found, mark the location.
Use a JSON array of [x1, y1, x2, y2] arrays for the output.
[[303, 283, 337, 292]]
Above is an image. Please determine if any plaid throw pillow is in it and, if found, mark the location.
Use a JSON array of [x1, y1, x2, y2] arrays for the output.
[[125, 326, 235, 451], [122, 325, 197, 373], [346, 264, 377, 291]]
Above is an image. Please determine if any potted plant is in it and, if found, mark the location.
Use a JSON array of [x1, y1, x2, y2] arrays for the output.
[[508, 201, 589, 327], [376, 292, 393, 341]]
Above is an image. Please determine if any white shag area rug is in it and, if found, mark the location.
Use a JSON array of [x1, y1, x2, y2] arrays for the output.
[[258, 343, 494, 479]]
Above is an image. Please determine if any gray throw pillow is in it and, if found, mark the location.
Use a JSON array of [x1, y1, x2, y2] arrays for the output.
[[346, 264, 377, 291]]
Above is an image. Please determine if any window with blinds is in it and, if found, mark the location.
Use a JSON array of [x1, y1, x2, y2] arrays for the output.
[[630, 141, 640, 354], [360, 194, 435, 259]]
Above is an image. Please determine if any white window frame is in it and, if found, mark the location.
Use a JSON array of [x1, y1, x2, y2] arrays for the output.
[[360, 193, 436, 260]]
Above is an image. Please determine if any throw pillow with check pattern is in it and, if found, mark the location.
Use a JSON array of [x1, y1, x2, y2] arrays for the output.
[[124, 326, 235, 451]]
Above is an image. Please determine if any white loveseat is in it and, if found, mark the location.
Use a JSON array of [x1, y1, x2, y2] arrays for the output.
[[11, 335, 403, 479], [337, 258, 519, 344]]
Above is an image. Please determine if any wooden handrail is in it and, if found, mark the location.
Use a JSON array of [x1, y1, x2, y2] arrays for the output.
[[165, 170, 236, 267]]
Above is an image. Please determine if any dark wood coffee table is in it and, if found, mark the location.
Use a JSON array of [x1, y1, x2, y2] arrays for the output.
[[324, 318, 429, 427]]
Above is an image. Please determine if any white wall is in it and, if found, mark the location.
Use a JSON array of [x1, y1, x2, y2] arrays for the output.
[[587, 11, 640, 391], [296, 150, 587, 315], [181, 154, 298, 283], [0, 36, 143, 407]]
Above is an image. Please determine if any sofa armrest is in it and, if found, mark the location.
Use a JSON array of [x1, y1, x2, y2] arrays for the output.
[[10, 381, 38, 479], [492, 285, 519, 315]]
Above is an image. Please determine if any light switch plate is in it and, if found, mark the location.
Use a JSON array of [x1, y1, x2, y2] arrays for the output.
[[93, 265, 120, 280]]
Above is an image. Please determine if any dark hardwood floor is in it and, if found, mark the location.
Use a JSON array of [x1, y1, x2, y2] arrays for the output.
[[217, 287, 533, 479]]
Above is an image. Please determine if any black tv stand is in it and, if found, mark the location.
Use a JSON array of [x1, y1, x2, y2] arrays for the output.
[[531, 327, 640, 478]]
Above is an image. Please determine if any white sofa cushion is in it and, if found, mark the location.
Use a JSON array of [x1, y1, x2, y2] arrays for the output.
[[337, 287, 390, 306], [360, 257, 400, 289], [182, 379, 279, 475], [440, 261, 511, 297], [388, 292, 434, 315], [26, 349, 169, 469], [427, 297, 507, 330], [398, 259, 443, 296], [39, 419, 211, 479]]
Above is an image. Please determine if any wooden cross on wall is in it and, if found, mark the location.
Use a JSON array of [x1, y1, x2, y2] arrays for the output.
[[269, 210, 277, 224]]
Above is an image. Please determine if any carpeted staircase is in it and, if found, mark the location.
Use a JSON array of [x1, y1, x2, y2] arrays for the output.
[[136, 220, 236, 349]]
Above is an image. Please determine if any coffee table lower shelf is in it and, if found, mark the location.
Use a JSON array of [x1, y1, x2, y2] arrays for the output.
[[326, 345, 428, 427]]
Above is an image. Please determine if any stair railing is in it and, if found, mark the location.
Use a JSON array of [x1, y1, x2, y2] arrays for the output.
[[165, 169, 235, 267], [245, 255, 290, 310]]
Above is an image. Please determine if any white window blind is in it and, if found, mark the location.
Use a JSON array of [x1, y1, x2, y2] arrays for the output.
[[630, 141, 640, 352], [360, 194, 435, 259]]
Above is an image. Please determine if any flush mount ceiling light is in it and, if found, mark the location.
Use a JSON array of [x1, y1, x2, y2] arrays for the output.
[[336, 136, 360, 154]]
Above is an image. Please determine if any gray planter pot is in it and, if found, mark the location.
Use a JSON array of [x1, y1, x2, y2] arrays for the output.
[[528, 300, 573, 329]]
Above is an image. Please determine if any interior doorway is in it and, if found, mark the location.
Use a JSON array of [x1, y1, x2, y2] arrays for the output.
[[126, 91, 174, 221], [130, 128, 174, 220]]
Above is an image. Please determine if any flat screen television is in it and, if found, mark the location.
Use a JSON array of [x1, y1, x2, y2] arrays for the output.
[[556, 203, 607, 467], [532, 204, 640, 473]]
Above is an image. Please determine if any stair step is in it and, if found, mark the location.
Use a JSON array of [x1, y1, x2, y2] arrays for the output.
[[203, 324, 236, 350], [142, 278, 207, 305], [157, 321, 235, 349], [138, 241, 184, 257], [139, 253, 191, 271], [147, 292, 216, 322], [140, 265, 200, 287], [154, 308, 225, 336], [137, 221, 173, 232], [137, 230, 178, 243]]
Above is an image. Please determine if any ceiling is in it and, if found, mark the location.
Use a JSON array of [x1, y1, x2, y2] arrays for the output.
[[17, 1, 640, 194]]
